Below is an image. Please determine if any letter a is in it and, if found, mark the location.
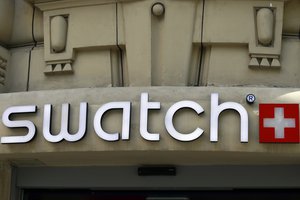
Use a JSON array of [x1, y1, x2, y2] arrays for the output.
[[93, 102, 131, 141]]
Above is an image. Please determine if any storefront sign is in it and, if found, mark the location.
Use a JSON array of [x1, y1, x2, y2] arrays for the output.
[[0, 92, 299, 144]]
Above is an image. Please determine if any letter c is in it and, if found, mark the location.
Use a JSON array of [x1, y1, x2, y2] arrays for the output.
[[165, 101, 204, 141]]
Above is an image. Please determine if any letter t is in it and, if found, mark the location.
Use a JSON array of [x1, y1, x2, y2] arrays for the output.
[[140, 93, 161, 141]]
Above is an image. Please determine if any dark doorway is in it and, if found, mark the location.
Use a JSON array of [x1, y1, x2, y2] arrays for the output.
[[23, 189, 300, 200]]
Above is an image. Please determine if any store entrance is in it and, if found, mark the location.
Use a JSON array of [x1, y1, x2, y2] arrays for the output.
[[16, 165, 300, 200], [23, 189, 300, 200]]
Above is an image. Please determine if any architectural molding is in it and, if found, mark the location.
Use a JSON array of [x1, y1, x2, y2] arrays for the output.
[[248, 1, 284, 68], [34, 0, 118, 11], [0, 46, 9, 86]]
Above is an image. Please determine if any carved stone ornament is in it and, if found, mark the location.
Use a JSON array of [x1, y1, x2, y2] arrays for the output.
[[256, 8, 274, 46], [249, 55, 280, 68], [151, 2, 165, 17], [0, 56, 7, 85], [44, 14, 72, 74], [44, 61, 72, 74], [249, 2, 283, 69], [50, 15, 68, 53]]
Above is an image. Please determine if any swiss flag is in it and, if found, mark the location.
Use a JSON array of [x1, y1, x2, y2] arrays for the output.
[[259, 104, 299, 143]]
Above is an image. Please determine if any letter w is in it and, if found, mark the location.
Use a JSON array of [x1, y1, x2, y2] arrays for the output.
[[43, 102, 87, 142]]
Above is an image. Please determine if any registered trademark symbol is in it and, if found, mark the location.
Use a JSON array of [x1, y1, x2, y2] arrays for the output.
[[246, 94, 256, 104]]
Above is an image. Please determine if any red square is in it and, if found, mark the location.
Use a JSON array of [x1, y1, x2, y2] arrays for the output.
[[259, 104, 299, 143]]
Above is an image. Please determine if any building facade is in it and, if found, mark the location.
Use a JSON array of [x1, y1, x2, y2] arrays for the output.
[[0, 0, 299, 199]]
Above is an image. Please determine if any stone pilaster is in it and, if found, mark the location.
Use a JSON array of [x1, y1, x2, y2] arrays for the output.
[[0, 162, 12, 200]]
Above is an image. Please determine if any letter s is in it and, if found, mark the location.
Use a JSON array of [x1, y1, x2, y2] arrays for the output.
[[1, 105, 37, 144]]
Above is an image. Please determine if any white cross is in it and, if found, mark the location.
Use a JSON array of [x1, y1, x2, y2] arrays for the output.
[[263, 107, 296, 139]]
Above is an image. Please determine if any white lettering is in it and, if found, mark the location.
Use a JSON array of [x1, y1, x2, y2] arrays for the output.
[[43, 102, 87, 143], [1, 105, 37, 144], [210, 93, 248, 143], [165, 101, 204, 141], [140, 93, 161, 141], [93, 102, 131, 141], [0, 93, 252, 144]]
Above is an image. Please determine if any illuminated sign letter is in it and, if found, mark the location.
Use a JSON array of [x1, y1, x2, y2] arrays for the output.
[[140, 93, 161, 141], [165, 101, 204, 141], [93, 102, 131, 141], [1, 105, 37, 144], [210, 93, 248, 142], [43, 102, 88, 143]]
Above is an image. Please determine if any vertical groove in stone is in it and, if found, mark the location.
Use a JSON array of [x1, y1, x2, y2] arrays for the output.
[[110, 49, 121, 87], [151, 3, 165, 86]]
